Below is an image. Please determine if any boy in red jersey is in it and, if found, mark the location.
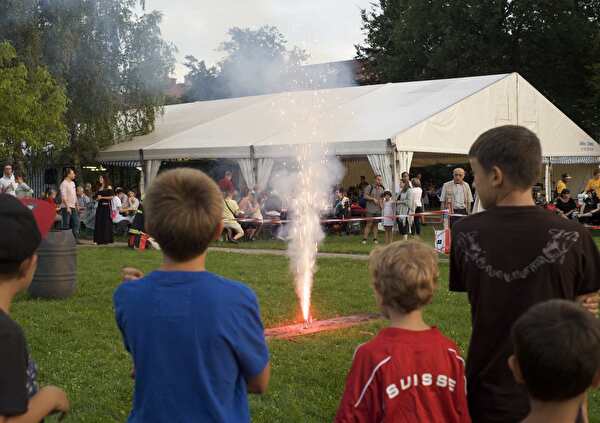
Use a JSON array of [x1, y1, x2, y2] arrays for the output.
[[335, 241, 470, 423]]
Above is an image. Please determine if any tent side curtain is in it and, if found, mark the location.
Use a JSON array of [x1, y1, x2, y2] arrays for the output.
[[143, 160, 162, 192], [236, 158, 274, 191], [237, 159, 256, 190], [367, 154, 393, 193], [256, 158, 274, 192]]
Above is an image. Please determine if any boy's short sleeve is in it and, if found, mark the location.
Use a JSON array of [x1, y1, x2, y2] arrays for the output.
[[113, 286, 131, 353], [576, 230, 600, 296], [0, 326, 28, 416], [227, 290, 269, 379], [335, 345, 384, 423]]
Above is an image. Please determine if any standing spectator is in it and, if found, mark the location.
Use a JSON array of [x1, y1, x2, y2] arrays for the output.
[[381, 191, 395, 244], [401, 171, 413, 188], [83, 182, 93, 199], [357, 175, 369, 191], [333, 188, 351, 235], [554, 189, 577, 219], [113, 169, 270, 423], [362, 175, 385, 244], [0, 164, 17, 196], [449, 125, 600, 422], [0, 195, 70, 422], [14, 173, 33, 198], [94, 175, 114, 245], [76, 186, 91, 229], [585, 168, 600, 197], [555, 173, 572, 198], [239, 191, 262, 241], [336, 241, 469, 422], [410, 178, 423, 235], [396, 180, 411, 241], [223, 190, 244, 243], [218, 170, 235, 193], [59, 168, 79, 242], [440, 167, 473, 226]]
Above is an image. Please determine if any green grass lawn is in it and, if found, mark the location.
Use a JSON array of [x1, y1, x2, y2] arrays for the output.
[[212, 224, 438, 254], [11, 244, 600, 422]]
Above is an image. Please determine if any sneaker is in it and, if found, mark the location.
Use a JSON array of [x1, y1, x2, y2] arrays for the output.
[[361, 239, 367, 245], [229, 239, 239, 244], [373, 239, 379, 244]]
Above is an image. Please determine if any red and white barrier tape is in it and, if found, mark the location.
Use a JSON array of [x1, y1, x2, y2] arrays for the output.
[[233, 210, 459, 225]]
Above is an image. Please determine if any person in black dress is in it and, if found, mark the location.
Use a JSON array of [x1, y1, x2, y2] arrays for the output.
[[94, 174, 114, 245], [554, 189, 577, 219]]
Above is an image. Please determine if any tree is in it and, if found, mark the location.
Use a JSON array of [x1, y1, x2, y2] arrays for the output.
[[181, 55, 221, 102], [183, 25, 309, 101], [0, 1, 176, 165], [0, 41, 67, 171], [357, 0, 600, 139], [38, 1, 176, 164]]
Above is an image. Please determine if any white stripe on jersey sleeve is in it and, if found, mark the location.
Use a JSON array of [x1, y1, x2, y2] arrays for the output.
[[354, 356, 392, 408]]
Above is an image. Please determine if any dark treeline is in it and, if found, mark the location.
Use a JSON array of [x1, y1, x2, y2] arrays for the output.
[[357, 0, 600, 140], [0, 0, 175, 169]]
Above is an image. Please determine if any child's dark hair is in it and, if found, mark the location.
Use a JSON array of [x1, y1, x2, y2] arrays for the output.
[[382, 190, 392, 198], [469, 125, 541, 189], [512, 299, 600, 402]]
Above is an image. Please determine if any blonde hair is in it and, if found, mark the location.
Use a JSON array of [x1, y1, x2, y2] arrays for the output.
[[369, 240, 438, 314], [145, 168, 223, 261]]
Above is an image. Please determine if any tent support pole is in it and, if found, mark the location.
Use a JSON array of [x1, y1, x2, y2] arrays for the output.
[[392, 148, 398, 200], [544, 160, 551, 202], [250, 145, 257, 191]]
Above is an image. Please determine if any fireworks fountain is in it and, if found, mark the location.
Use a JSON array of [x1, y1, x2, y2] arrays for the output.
[[287, 143, 338, 324]]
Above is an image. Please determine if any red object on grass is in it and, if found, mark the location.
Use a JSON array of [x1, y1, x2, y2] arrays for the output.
[[19, 198, 56, 239]]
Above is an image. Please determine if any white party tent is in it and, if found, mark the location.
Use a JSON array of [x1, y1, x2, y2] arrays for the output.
[[97, 73, 600, 195]]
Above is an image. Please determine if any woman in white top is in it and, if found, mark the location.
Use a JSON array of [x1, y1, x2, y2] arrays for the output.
[[409, 178, 423, 235], [396, 181, 411, 240]]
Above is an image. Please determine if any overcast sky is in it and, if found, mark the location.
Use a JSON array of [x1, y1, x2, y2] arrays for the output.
[[142, 0, 375, 81]]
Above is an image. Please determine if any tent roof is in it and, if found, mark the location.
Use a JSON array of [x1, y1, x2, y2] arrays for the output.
[[97, 73, 599, 162]]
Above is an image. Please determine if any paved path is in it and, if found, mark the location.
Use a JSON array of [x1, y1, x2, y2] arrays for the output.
[[78, 242, 448, 263]]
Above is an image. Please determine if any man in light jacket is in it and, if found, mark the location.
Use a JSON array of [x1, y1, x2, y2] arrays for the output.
[[440, 168, 473, 226]]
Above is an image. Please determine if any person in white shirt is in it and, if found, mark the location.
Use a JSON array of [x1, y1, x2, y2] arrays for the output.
[[60, 168, 80, 241], [440, 167, 474, 227], [14, 174, 33, 198], [381, 191, 396, 244], [0, 164, 17, 196], [409, 178, 423, 235]]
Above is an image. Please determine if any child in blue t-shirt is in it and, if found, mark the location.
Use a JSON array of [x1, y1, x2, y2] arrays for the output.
[[114, 168, 270, 423]]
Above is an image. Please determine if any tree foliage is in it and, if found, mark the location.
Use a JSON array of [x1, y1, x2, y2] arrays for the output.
[[0, 0, 176, 164], [0, 41, 67, 165], [184, 25, 309, 102], [357, 0, 600, 139]]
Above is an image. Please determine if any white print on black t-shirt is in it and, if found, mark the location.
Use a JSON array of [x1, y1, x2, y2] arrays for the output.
[[457, 229, 580, 282], [386, 374, 457, 399]]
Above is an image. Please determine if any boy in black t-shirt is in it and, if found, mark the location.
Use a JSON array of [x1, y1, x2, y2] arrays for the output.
[[0, 195, 69, 421], [449, 126, 600, 422], [509, 300, 600, 423]]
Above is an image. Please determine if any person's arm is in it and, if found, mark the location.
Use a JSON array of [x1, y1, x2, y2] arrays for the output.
[[0, 386, 69, 423], [59, 182, 68, 210], [575, 231, 600, 316], [466, 184, 474, 213], [229, 290, 270, 395], [440, 183, 447, 206], [449, 227, 467, 292], [247, 362, 270, 394]]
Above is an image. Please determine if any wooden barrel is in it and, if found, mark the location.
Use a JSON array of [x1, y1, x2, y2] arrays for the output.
[[29, 230, 77, 299]]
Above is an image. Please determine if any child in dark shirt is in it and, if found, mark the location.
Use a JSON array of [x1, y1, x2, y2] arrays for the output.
[[0, 194, 69, 422], [509, 300, 600, 423], [114, 169, 270, 422], [336, 241, 470, 422]]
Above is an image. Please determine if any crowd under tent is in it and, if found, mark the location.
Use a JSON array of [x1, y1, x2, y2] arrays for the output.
[[97, 72, 600, 197]]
